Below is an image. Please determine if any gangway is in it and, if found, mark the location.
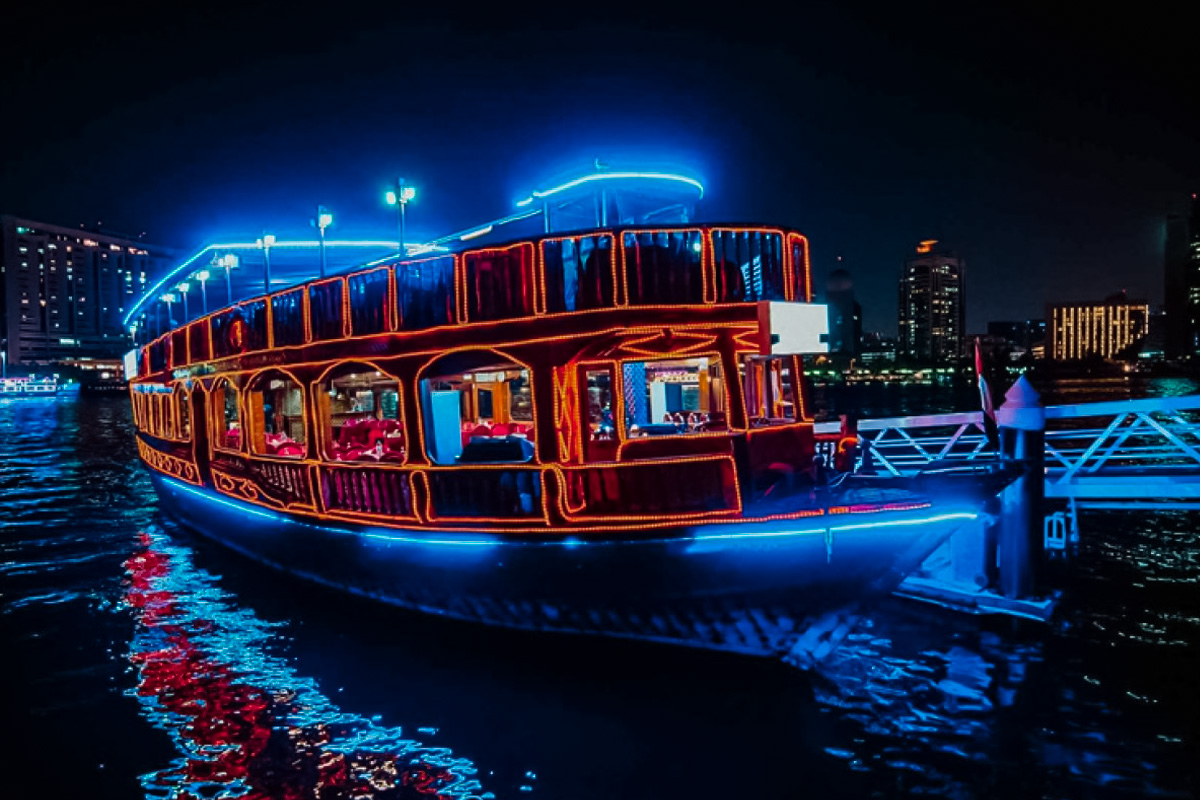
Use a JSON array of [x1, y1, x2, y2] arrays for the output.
[[813, 388, 1200, 621], [815, 394, 1200, 509]]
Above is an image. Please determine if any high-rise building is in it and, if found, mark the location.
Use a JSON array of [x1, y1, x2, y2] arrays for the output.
[[897, 239, 965, 363], [824, 263, 862, 357], [1164, 193, 1200, 358], [1048, 291, 1149, 361], [1, 215, 178, 365]]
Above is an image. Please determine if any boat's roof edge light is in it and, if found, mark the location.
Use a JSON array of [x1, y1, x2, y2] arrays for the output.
[[514, 171, 705, 207]]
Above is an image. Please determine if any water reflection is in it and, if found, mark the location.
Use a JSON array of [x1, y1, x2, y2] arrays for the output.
[[122, 529, 488, 799]]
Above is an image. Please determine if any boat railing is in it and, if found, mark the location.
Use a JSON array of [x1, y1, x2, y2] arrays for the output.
[[138, 224, 811, 376], [557, 455, 741, 521], [170, 438, 748, 529]]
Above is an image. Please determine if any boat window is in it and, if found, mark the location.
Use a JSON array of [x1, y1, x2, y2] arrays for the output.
[[789, 233, 810, 301], [741, 355, 799, 425], [620, 357, 726, 438], [211, 379, 242, 451], [161, 393, 177, 440], [246, 372, 307, 459], [211, 303, 265, 359], [420, 355, 535, 465], [542, 235, 616, 313], [622, 230, 705, 306], [711, 230, 786, 302], [318, 365, 404, 463], [348, 268, 392, 336], [582, 366, 618, 461], [176, 388, 191, 440], [148, 338, 167, 373], [308, 279, 345, 342], [463, 244, 536, 322], [169, 328, 188, 369], [271, 288, 306, 348], [187, 320, 210, 363], [148, 393, 162, 437], [397, 256, 456, 330]]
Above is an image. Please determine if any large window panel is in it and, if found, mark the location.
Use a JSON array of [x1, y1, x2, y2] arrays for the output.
[[397, 257, 456, 330], [711, 229, 786, 302], [622, 230, 705, 305], [348, 268, 391, 336], [542, 235, 615, 313], [271, 288, 306, 348], [308, 279, 345, 342], [463, 244, 535, 322]]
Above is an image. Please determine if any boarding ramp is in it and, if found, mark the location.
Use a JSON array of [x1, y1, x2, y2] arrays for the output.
[[816, 394, 1200, 509]]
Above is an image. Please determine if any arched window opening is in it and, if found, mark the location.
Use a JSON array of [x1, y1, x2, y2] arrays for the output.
[[620, 357, 727, 438], [740, 355, 799, 426], [175, 387, 191, 441], [150, 393, 165, 438], [318, 364, 404, 463], [211, 379, 242, 451], [246, 372, 306, 459], [420, 352, 535, 465], [160, 393, 176, 440]]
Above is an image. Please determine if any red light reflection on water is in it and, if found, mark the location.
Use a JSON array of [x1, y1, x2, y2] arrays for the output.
[[123, 532, 478, 799]]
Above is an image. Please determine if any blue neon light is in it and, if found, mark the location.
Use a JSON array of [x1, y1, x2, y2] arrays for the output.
[[158, 476, 500, 546], [515, 172, 705, 208], [459, 225, 493, 241], [159, 476, 976, 551], [687, 512, 979, 542]]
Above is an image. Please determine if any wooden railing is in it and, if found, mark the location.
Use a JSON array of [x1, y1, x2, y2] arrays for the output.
[[319, 464, 414, 519]]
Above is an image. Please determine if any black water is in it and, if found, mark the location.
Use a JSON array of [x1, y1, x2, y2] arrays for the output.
[[1, 390, 1197, 798]]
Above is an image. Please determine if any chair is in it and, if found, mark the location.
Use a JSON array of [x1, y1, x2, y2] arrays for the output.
[[490, 423, 511, 437]]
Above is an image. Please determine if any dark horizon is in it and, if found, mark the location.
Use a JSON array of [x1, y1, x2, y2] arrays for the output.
[[3, 3, 1196, 336]]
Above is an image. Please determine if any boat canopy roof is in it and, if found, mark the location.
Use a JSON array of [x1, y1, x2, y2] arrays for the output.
[[126, 168, 707, 335]]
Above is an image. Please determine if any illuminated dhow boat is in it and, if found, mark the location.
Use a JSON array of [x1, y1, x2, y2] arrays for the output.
[[127, 170, 985, 662]]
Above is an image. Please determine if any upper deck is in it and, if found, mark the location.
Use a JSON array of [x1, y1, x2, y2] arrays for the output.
[[132, 224, 811, 379]]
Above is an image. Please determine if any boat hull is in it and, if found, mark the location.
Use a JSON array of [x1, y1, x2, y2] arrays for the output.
[[150, 473, 980, 658]]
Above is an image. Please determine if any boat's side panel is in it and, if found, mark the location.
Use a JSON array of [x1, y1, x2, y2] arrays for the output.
[[151, 473, 975, 656]]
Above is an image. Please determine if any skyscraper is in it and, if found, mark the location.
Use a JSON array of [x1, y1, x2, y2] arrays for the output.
[[1048, 291, 1148, 361], [898, 239, 965, 363], [825, 262, 862, 357], [1, 215, 177, 365], [1164, 194, 1200, 358]]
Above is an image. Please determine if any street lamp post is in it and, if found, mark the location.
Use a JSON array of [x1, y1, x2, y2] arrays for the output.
[[315, 206, 332, 278], [220, 254, 240, 305], [177, 282, 190, 322], [196, 270, 210, 315], [258, 233, 276, 294], [385, 179, 416, 258], [160, 293, 176, 330]]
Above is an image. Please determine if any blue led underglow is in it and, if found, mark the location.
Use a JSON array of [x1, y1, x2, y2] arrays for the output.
[[514, 171, 705, 207], [687, 512, 979, 542], [163, 477, 292, 523], [158, 475, 977, 550], [159, 476, 500, 546]]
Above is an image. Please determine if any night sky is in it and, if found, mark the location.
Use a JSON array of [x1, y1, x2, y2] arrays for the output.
[[2, 2, 1196, 335]]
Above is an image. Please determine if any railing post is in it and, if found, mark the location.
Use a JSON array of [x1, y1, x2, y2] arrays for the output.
[[995, 375, 1045, 599]]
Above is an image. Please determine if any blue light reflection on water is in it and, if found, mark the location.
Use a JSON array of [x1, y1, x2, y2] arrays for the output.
[[1, 391, 1198, 798]]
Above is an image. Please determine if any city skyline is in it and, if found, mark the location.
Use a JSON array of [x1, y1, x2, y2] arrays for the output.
[[1, 4, 1194, 340]]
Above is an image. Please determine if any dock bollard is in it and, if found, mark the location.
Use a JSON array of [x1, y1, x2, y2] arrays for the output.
[[995, 375, 1045, 600]]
